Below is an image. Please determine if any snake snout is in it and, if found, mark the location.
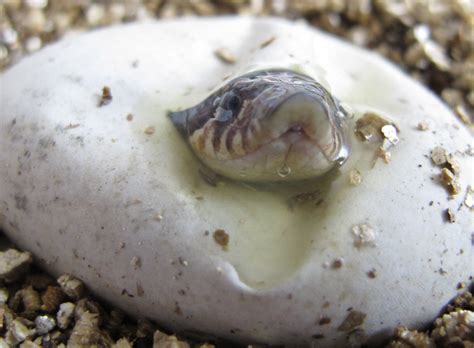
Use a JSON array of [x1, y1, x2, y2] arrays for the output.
[[267, 92, 328, 141]]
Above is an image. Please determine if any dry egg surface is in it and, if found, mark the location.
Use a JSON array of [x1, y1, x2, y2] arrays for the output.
[[0, 17, 472, 346]]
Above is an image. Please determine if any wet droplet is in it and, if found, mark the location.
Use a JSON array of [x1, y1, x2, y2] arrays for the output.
[[277, 164, 291, 178], [335, 145, 350, 166]]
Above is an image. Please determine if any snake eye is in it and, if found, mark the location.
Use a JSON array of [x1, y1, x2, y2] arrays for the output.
[[227, 95, 241, 113]]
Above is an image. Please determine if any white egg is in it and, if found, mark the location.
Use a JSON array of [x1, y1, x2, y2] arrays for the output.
[[0, 17, 472, 346]]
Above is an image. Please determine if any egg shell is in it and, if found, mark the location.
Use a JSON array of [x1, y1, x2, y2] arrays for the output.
[[0, 17, 472, 346]]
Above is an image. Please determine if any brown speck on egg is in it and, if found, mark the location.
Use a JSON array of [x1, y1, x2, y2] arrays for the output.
[[178, 257, 188, 267], [417, 120, 429, 131], [130, 256, 141, 270], [431, 146, 448, 166], [430, 146, 463, 197], [355, 112, 390, 143], [174, 302, 183, 316], [319, 316, 331, 325], [377, 147, 391, 164], [337, 310, 367, 332], [445, 208, 456, 223], [381, 124, 399, 145], [121, 288, 134, 297], [288, 190, 323, 210], [136, 282, 144, 297], [144, 126, 155, 135], [352, 224, 376, 248], [446, 155, 461, 175], [367, 269, 377, 279], [463, 186, 473, 209], [349, 169, 362, 186], [440, 168, 461, 196], [331, 258, 344, 269], [213, 229, 229, 250], [260, 36, 276, 49], [214, 48, 236, 64], [64, 123, 80, 130], [355, 113, 400, 166], [98, 86, 112, 107]]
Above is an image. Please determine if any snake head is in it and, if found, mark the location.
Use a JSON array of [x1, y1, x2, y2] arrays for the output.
[[169, 69, 350, 182]]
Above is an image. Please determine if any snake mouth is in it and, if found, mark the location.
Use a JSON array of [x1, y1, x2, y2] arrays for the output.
[[281, 124, 307, 137], [280, 123, 322, 143], [259, 92, 338, 159], [222, 122, 336, 181], [272, 124, 318, 154], [265, 123, 330, 162]]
